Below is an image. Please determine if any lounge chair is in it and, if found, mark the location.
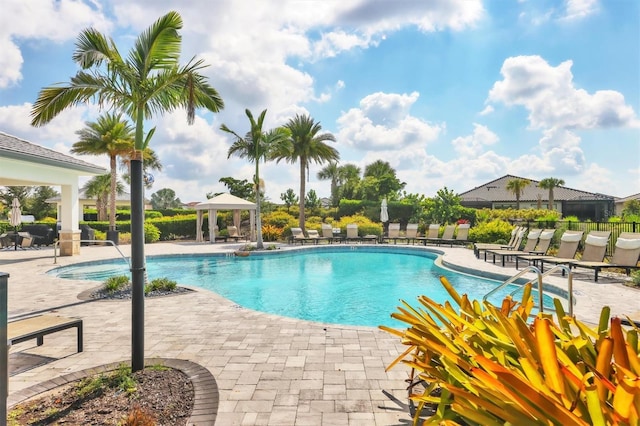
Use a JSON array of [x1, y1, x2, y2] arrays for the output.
[[227, 226, 245, 242], [485, 229, 542, 267], [307, 229, 329, 244], [434, 225, 456, 246], [321, 223, 343, 244], [345, 224, 361, 242], [417, 224, 442, 245], [450, 223, 471, 246], [515, 230, 583, 270], [382, 223, 401, 244], [474, 226, 522, 258], [17, 232, 37, 249], [1, 233, 12, 249], [404, 224, 419, 244], [289, 227, 310, 245], [539, 230, 611, 273], [568, 232, 640, 282]]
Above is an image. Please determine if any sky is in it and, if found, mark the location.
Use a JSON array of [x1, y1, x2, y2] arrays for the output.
[[1, 0, 639, 204]]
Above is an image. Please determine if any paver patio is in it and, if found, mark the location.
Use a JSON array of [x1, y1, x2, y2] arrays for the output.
[[2, 241, 638, 425]]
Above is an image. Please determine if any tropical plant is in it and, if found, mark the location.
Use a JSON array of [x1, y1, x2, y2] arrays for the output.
[[430, 187, 463, 224], [317, 161, 340, 207], [150, 188, 182, 209], [305, 189, 320, 210], [337, 163, 362, 200], [539, 177, 565, 211], [280, 188, 298, 213], [361, 160, 405, 201], [83, 174, 122, 221], [221, 109, 289, 249], [30, 10, 224, 371], [381, 276, 640, 425], [217, 177, 254, 200], [30, 186, 59, 220], [73, 113, 134, 231], [145, 277, 177, 294], [622, 199, 640, 218], [506, 178, 531, 210], [274, 114, 339, 231]]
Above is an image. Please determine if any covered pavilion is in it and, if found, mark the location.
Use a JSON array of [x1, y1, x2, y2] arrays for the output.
[[194, 193, 256, 242]]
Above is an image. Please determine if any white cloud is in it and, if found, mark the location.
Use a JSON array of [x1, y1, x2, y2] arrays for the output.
[[0, 0, 110, 88], [451, 123, 499, 157], [488, 55, 638, 130], [479, 105, 494, 116], [563, 0, 599, 21], [336, 92, 443, 151]]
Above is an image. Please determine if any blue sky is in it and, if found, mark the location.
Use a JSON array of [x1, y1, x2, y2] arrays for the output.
[[1, 0, 638, 204]]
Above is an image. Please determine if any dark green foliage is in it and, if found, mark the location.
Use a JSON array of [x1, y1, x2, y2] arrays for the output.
[[103, 275, 130, 293], [145, 278, 177, 294]]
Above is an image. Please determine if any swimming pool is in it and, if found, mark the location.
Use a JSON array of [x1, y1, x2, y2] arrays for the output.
[[48, 246, 555, 328]]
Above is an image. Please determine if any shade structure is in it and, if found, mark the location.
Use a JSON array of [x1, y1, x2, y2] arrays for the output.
[[194, 193, 257, 242], [9, 199, 21, 250], [380, 198, 389, 223]]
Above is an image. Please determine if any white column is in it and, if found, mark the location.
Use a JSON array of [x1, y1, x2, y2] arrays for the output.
[[59, 183, 81, 256]]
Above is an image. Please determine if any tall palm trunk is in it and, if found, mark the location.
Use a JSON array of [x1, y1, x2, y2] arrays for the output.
[[255, 161, 264, 249], [299, 160, 306, 230], [109, 154, 117, 231], [548, 188, 554, 210], [130, 112, 146, 372]]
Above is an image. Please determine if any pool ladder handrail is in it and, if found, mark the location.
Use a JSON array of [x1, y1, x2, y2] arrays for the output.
[[53, 239, 130, 268], [483, 264, 574, 317]]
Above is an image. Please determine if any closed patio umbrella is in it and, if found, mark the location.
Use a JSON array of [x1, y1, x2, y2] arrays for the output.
[[9, 199, 22, 250], [380, 198, 389, 223]]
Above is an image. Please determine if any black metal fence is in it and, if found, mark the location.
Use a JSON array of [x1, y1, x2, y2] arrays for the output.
[[525, 220, 639, 257]]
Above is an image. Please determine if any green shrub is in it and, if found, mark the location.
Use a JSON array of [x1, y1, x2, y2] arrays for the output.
[[103, 275, 129, 293], [334, 215, 382, 236], [262, 210, 298, 228], [145, 277, 177, 295], [144, 222, 161, 243], [468, 219, 513, 243]]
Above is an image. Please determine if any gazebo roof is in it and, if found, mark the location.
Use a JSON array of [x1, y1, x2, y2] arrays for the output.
[[194, 193, 256, 210]]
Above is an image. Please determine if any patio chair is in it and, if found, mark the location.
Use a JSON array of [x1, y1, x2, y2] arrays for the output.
[[345, 224, 361, 242], [449, 223, 471, 246], [433, 224, 457, 246], [417, 224, 442, 245], [485, 229, 542, 267], [227, 226, 245, 242], [515, 230, 583, 270], [321, 223, 343, 244], [568, 232, 640, 282], [17, 232, 37, 249], [289, 227, 307, 244], [307, 229, 329, 244], [0, 233, 12, 249], [382, 223, 401, 244], [474, 226, 522, 258], [539, 230, 611, 273]]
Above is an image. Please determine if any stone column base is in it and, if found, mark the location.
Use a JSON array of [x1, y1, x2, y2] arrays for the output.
[[59, 230, 81, 256]]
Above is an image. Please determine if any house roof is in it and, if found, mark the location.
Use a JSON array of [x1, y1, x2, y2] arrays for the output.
[[0, 131, 106, 175], [459, 174, 615, 203]]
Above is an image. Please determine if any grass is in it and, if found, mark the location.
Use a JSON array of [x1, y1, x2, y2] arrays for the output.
[[103, 275, 130, 294]]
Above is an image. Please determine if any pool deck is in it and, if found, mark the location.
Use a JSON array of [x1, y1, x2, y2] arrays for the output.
[[2, 241, 639, 425]]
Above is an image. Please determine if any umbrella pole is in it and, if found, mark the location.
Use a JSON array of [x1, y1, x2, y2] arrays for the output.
[[14, 227, 17, 251]]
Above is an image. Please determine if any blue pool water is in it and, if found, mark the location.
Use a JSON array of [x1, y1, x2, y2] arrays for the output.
[[48, 247, 554, 327]]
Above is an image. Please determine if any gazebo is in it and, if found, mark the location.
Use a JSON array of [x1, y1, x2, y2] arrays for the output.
[[194, 193, 256, 242]]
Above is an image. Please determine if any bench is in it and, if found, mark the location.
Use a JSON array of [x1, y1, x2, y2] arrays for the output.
[[8, 315, 83, 353]]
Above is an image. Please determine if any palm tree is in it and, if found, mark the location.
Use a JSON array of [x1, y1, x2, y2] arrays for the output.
[[30, 11, 224, 372], [120, 143, 163, 189], [539, 177, 565, 211], [72, 113, 133, 232], [275, 114, 339, 230], [83, 174, 124, 221], [337, 163, 362, 200], [506, 178, 531, 210], [317, 161, 340, 207], [221, 109, 289, 249]]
